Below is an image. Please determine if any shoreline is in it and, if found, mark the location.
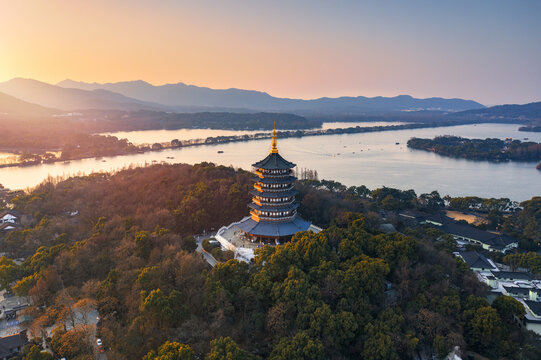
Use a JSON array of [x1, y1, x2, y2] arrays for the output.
[[0, 120, 529, 169]]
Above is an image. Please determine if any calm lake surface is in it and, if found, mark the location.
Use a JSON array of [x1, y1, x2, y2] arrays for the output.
[[1, 123, 539, 201], [100, 121, 407, 144]]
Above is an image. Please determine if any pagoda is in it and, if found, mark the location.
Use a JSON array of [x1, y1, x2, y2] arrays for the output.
[[236, 123, 311, 244]]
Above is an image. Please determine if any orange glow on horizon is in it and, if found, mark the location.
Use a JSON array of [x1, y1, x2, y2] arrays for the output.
[[0, 1, 448, 100], [1, 1, 540, 104]]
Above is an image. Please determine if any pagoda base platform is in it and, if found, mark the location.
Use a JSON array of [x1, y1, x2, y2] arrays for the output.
[[215, 216, 322, 263], [236, 215, 311, 241]]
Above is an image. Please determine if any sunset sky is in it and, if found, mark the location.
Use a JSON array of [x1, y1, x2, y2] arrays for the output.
[[1, 0, 540, 105]]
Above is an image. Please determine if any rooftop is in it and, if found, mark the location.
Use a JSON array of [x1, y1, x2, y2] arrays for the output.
[[0, 210, 21, 219], [253, 176, 297, 184], [422, 215, 519, 251], [492, 271, 533, 281], [459, 251, 496, 270], [0, 223, 19, 231], [252, 152, 296, 170], [248, 202, 299, 213], [236, 215, 311, 238], [525, 300, 541, 317], [0, 331, 27, 358], [442, 222, 516, 247], [423, 213, 449, 225], [503, 285, 531, 297], [250, 189, 298, 198]]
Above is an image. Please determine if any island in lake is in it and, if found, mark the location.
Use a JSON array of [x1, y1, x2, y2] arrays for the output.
[[407, 136, 541, 163], [519, 125, 541, 133]]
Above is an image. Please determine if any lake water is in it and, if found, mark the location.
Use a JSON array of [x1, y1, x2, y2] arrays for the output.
[[100, 121, 407, 144], [0, 123, 539, 201], [320, 121, 406, 130]]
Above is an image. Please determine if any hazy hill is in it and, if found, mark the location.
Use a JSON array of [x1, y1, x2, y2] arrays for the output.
[[57, 79, 485, 114], [0, 91, 57, 116], [455, 101, 541, 120], [0, 78, 168, 112]]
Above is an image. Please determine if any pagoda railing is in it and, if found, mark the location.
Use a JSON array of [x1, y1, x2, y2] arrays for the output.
[[255, 199, 295, 207], [254, 169, 292, 178], [253, 184, 294, 192], [250, 211, 297, 222]]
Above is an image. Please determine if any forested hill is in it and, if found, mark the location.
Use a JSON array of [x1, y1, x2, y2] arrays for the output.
[[0, 163, 540, 359], [453, 101, 541, 121], [408, 136, 541, 162], [0, 91, 57, 117]]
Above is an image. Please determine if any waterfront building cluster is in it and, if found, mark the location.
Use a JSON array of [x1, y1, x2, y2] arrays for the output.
[[459, 251, 541, 335]]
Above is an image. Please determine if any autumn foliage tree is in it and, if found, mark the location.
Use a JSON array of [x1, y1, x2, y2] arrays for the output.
[[0, 163, 538, 359]]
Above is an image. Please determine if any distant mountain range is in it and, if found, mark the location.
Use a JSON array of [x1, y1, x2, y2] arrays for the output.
[[56, 79, 485, 114], [0, 78, 486, 115], [0, 78, 164, 112], [455, 101, 541, 119], [1, 77, 539, 132], [0, 91, 57, 116], [6, 78, 541, 124]]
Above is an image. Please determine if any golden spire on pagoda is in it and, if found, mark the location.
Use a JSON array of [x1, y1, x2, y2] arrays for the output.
[[270, 121, 278, 154]]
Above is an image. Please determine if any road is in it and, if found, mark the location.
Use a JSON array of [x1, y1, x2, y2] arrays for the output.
[[195, 233, 218, 267]]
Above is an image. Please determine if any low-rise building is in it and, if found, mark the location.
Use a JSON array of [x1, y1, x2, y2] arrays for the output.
[[523, 301, 541, 335], [0, 210, 23, 233], [421, 214, 518, 253], [458, 251, 498, 272], [0, 223, 17, 232], [0, 331, 28, 359], [491, 271, 533, 282], [503, 285, 531, 299], [0, 210, 19, 225]]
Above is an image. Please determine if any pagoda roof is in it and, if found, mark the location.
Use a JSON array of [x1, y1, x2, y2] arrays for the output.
[[235, 215, 311, 238], [253, 176, 296, 184], [250, 189, 297, 198], [248, 202, 299, 212], [252, 152, 296, 170]]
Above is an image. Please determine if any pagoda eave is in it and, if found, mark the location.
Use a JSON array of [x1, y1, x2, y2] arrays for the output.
[[249, 189, 298, 198], [248, 202, 299, 212], [235, 215, 311, 238], [252, 176, 297, 184], [252, 152, 296, 170]]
